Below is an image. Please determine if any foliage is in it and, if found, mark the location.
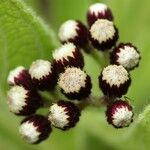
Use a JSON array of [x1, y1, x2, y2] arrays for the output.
[[0, 0, 150, 149]]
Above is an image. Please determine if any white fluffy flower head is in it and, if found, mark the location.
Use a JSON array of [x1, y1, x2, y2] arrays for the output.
[[102, 65, 129, 87], [48, 104, 69, 129], [117, 45, 140, 69], [19, 121, 40, 144], [53, 43, 76, 62], [7, 66, 25, 85], [58, 67, 87, 93], [7, 86, 27, 114], [90, 19, 115, 43], [58, 20, 78, 42], [112, 105, 133, 127], [89, 3, 107, 16], [29, 59, 52, 80]]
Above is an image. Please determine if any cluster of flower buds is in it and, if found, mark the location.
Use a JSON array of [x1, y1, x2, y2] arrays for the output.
[[6, 2, 141, 144], [57, 2, 140, 128], [7, 58, 84, 143]]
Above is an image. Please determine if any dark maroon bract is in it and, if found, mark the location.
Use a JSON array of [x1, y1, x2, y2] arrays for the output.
[[58, 67, 92, 100], [111, 43, 141, 70], [52, 43, 84, 73], [7, 85, 43, 116], [29, 59, 57, 91], [20, 115, 52, 144], [61, 75, 92, 100], [7, 66, 34, 90], [87, 3, 113, 26], [49, 100, 81, 130], [99, 65, 131, 97], [106, 100, 133, 128], [90, 19, 119, 51], [58, 20, 89, 48]]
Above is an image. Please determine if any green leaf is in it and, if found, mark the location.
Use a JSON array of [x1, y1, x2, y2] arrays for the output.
[[130, 105, 150, 149], [23, 0, 51, 22], [0, 0, 58, 149], [0, 0, 58, 92]]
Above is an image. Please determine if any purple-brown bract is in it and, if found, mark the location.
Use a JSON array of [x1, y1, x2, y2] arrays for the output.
[[58, 20, 89, 48], [52, 43, 84, 73], [111, 43, 141, 70], [29, 59, 57, 91], [7, 66, 34, 90], [106, 100, 133, 128], [7, 85, 42, 115], [90, 19, 118, 51], [20, 115, 52, 144], [48, 100, 80, 130], [58, 67, 92, 100], [87, 3, 113, 26], [99, 65, 131, 97]]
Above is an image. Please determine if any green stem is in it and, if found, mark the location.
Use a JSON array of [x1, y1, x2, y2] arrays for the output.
[[39, 87, 61, 108], [103, 50, 110, 66], [49, 87, 60, 100], [84, 44, 108, 68], [75, 95, 106, 110], [90, 49, 106, 67], [76, 95, 118, 110]]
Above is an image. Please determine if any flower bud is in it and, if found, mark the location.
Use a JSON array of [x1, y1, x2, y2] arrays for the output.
[[58, 67, 92, 100], [111, 43, 141, 70], [48, 100, 80, 130], [7, 85, 42, 115], [52, 43, 84, 73], [87, 3, 113, 26], [7, 66, 33, 89], [99, 65, 131, 97], [106, 100, 133, 128], [58, 20, 89, 48], [19, 115, 52, 144], [29, 59, 57, 90], [90, 19, 118, 51]]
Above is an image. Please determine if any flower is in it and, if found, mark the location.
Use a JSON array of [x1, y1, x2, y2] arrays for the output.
[[19, 115, 52, 144], [106, 100, 133, 128], [90, 19, 118, 50], [29, 59, 57, 90], [58, 20, 89, 48], [7, 66, 33, 89], [111, 43, 141, 70], [48, 100, 80, 130], [7, 85, 42, 115], [58, 67, 92, 100], [52, 43, 84, 73], [99, 65, 131, 97], [87, 3, 113, 26]]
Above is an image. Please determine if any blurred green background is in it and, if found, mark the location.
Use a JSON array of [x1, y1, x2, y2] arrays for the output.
[[0, 0, 150, 149]]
